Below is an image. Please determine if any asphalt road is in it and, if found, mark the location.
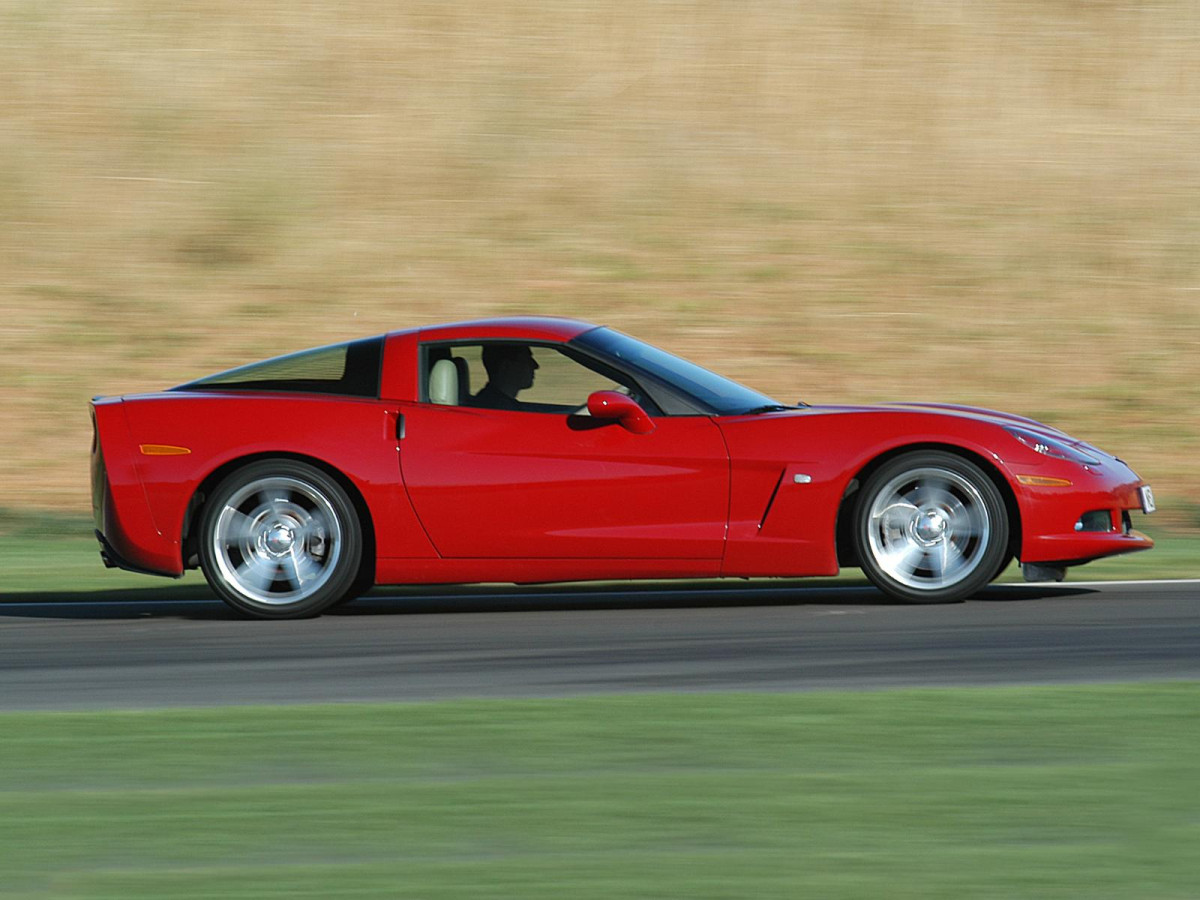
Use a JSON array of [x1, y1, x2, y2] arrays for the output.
[[1, 580, 1197, 710]]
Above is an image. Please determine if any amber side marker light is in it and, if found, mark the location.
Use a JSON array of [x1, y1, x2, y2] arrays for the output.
[[140, 444, 191, 456], [1016, 474, 1073, 487]]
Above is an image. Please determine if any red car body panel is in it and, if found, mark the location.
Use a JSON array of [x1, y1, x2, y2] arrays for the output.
[[94, 392, 438, 576], [398, 404, 729, 559], [716, 406, 1152, 572], [90, 317, 1153, 590]]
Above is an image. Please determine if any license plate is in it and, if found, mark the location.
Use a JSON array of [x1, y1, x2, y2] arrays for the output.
[[1138, 485, 1156, 514]]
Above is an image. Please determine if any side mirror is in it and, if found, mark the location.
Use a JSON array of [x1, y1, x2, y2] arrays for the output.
[[586, 391, 655, 434]]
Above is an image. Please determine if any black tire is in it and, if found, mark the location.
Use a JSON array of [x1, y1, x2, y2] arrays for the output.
[[198, 460, 362, 619], [854, 451, 1009, 604], [331, 563, 375, 608]]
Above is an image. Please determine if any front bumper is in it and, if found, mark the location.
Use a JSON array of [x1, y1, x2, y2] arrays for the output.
[[1023, 527, 1153, 568], [1015, 462, 1154, 566]]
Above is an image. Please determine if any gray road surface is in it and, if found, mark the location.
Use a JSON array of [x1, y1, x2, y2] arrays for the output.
[[1, 579, 1197, 710]]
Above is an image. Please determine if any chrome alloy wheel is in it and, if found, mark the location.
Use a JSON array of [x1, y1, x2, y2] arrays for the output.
[[865, 466, 992, 591], [210, 475, 344, 606]]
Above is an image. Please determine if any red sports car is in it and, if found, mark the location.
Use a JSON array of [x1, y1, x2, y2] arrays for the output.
[[90, 317, 1155, 618]]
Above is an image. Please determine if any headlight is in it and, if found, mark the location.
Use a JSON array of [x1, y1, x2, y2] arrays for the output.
[[1006, 427, 1101, 465]]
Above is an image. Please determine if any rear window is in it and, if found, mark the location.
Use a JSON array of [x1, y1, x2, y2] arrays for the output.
[[172, 337, 383, 398]]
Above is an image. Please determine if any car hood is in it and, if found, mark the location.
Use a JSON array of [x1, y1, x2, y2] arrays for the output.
[[789, 401, 1073, 437]]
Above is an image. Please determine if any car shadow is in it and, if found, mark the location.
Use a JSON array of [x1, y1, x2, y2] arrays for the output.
[[974, 583, 1100, 602], [0, 583, 237, 620], [337, 579, 888, 616], [339, 580, 1100, 615], [0, 579, 1101, 620]]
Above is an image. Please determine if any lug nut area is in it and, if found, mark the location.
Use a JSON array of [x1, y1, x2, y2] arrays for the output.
[[912, 510, 948, 544]]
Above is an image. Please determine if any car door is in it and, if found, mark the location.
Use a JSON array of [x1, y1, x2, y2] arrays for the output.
[[398, 342, 729, 560]]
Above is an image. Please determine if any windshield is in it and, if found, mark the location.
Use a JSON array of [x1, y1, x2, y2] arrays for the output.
[[573, 327, 781, 415]]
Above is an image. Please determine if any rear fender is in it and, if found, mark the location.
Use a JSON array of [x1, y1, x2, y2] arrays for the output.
[[91, 398, 183, 575], [117, 393, 437, 575]]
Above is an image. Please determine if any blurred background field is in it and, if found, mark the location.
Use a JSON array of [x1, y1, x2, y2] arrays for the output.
[[1, 0, 1198, 538]]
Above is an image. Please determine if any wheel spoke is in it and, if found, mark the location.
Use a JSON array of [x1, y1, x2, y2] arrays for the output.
[[235, 557, 278, 593], [222, 509, 258, 545], [876, 500, 918, 535], [282, 546, 325, 589], [299, 548, 324, 581], [880, 541, 925, 578], [905, 478, 948, 509], [280, 552, 303, 590], [948, 519, 981, 541], [256, 489, 292, 519], [928, 539, 964, 581]]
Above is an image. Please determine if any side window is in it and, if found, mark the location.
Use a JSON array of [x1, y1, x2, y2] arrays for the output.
[[520, 346, 626, 409], [173, 337, 383, 398], [422, 342, 643, 413]]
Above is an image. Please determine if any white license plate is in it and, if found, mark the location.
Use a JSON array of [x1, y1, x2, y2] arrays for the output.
[[1138, 485, 1156, 514]]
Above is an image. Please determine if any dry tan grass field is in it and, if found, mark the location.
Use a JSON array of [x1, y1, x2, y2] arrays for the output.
[[2, 1, 1198, 528]]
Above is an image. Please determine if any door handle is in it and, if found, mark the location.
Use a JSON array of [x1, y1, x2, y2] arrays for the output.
[[386, 410, 406, 443]]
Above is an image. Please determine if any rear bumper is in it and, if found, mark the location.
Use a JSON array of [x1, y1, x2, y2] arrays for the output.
[[95, 530, 181, 578]]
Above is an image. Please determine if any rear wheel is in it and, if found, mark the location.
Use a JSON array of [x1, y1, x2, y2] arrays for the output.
[[198, 460, 362, 619], [854, 451, 1008, 604]]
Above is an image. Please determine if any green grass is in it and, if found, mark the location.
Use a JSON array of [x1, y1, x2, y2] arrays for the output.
[[0, 535, 209, 595], [1, 686, 1197, 899]]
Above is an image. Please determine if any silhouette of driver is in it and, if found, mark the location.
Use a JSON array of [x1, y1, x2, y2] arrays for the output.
[[470, 344, 539, 410]]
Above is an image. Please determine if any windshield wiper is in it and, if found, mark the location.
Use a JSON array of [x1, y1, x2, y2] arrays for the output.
[[743, 404, 802, 414]]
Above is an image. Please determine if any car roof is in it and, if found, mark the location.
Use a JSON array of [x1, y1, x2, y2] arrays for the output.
[[404, 316, 598, 344]]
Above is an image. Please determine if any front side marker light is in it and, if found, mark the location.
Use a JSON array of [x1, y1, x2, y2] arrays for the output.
[[1016, 474, 1073, 487], [140, 444, 191, 456]]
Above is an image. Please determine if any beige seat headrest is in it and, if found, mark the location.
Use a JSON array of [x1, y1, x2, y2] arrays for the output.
[[429, 358, 459, 405]]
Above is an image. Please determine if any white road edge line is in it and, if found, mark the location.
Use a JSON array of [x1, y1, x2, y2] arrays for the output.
[[1002, 578, 1200, 588]]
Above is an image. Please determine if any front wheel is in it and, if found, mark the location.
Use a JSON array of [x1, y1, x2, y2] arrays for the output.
[[198, 460, 362, 619], [854, 451, 1009, 604]]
